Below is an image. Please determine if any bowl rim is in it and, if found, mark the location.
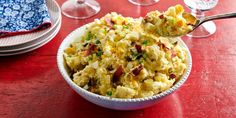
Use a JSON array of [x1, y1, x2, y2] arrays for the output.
[[57, 24, 192, 103]]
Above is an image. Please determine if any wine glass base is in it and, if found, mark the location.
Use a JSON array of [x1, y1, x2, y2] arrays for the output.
[[187, 21, 216, 38], [128, 0, 159, 6], [61, 0, 100, 19]]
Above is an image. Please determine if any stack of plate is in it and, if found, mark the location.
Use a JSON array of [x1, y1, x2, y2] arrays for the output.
[[0, 0, 61, 56]]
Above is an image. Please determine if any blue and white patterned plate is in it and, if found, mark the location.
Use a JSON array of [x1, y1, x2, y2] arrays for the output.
[[0, 0, 51, 37]]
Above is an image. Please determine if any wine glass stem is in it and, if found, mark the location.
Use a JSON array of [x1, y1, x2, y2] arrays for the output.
[[76, 0, 85, 4], [191, 10, 205, 19]]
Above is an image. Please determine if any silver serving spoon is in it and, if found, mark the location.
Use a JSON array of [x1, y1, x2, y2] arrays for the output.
[[183, 12, 236, 32]]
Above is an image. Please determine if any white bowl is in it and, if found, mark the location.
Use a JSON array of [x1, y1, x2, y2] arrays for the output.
[[57, 24, 192, 110]]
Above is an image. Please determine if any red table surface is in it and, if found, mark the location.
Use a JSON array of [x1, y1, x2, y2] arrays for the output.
[[1, 0, 236, 118]]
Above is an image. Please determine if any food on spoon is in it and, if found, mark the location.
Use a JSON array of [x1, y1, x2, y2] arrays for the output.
[[64, 8, 188, 98], [142, 4, 194, 37]]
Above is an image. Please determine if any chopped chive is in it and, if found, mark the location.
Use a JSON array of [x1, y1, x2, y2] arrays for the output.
[[138, 59, 144, 64], [86, 32, 93, 41], [83, 43, 88, 47], [88, 56, 93, 61], [142, 40, 148, 45], [142, 53, 147, 59], [113, 25, 118, 29], [123, 25, 128, 29], [167, 17, 176, 24], [95, 40, 101, 44], [133, 53, 143, 60], [101, 29, 107, 34], [107, 91, 112, 96], [96, 50, 103, 57]]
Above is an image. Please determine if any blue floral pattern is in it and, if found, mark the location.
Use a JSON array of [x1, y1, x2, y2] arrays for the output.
[[0, 0, 51, 37]]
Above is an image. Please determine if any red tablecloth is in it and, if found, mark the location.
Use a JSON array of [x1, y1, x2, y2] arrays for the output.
[[1, 0, 236, 117]]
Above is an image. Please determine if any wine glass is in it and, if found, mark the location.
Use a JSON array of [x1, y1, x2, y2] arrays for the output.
[[61, 0, 101, 19], [184, 0, 218, 38], [129, 0, 159, 6]]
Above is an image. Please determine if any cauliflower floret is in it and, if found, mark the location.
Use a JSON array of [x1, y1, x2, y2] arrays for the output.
[[138, 68, 149, 81], [143, 79, 173, 94], [114, 86, 136, 98], [103, 45, 111, 55], [73, 66, 96, 87], [154, 73, 175, 86], [73, 72, 90, 87], [146, 45, 161, 60], [143, 79, 154, 90], [107, 30, 116, 41], [99, 76, 112, 95], [91, 61, 99, 69], [152, 82, 169, 93], [125, 31, 140, 41]]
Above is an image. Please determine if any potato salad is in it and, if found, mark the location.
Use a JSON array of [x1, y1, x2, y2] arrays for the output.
[[64, 10, 188, 98], [142, 4, 194, 37]]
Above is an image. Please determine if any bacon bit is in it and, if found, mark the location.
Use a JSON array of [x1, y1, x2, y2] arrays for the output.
[[88, 78, 96, 86], [111, 19, 116, 24], [157, 41, 170, 51], [173, 41, 178, 46], [84, 50, 91, 56], [105, 18, 114, 27], [131, 42, 135, 46], [157, 43, 170, 51], [84, 44, 96, 56], [135, 44, 142, 53], [122, 20, 126, 25], [132, 65, 143, 76], [89, 44, 96, 51], [169, 74, 176, 79], [113, 65, 124, 83], [163, 45, 170, 51], [171, 50, 177, 58], [159, 14, 164, 19], [143, 16, 149, 22]]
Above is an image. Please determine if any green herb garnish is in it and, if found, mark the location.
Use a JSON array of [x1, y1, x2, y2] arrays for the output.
[[142, 40, 148, 45], [86, 32, 93, 41], [95, 40, 101, 44], [101, 29, 107, 34], [113, 25, 118, 29], [107, 91, 112, 96], [87, 56, 93, 61], [123, 25, 129, 29], [142, 53, 147, 59], [96, 50, 103, 57], [138, 59, 144, 64], [167, 17, 176, 24], [133, 53, 143, 60]]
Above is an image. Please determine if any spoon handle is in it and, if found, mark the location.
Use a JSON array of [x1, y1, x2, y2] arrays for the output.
[[203, 12, 236, 22]]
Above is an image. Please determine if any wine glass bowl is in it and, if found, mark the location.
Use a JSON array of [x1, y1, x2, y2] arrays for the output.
[[184, 0, 218, 38], [61, 0, 100, 19], [128, 0, 159, 6]]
